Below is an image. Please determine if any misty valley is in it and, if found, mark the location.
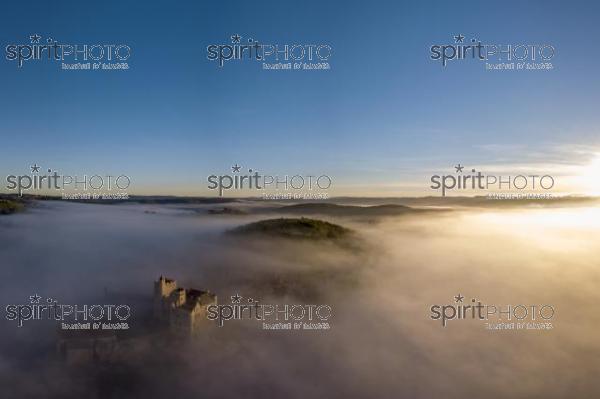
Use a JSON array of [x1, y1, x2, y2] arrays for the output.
[[1, 197, 599, 398]]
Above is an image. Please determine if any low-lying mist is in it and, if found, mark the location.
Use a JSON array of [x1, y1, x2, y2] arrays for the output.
[[0, 200, 599, 398]]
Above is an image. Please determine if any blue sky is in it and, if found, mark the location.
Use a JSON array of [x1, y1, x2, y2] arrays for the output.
[[1, 0, 599, 195]]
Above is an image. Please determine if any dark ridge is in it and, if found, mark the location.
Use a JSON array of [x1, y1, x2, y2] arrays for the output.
[[0, 198, 26, 215], [227, 217, 353, 240], [266, 202, 422, 217], [208, 207, 248, 215]]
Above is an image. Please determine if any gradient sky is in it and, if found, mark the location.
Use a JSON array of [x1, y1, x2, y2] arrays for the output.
[[1, 0, 599, 195]]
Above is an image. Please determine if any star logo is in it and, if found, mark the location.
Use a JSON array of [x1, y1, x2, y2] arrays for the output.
[[30, 164, 40, 173], [231, 164, 241, 173], [454, 164, 464, 173], [231, 294, 242, 303], [231, 34, 241, 44], [30, 34, 41, 44], [454, 34, 465, 43], [454, 294, 465, 303], [29, 294, 41, 304]]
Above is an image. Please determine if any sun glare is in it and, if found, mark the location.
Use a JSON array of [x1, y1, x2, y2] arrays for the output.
[[472, 207, 600, 253], [578, 154, 600, 196]]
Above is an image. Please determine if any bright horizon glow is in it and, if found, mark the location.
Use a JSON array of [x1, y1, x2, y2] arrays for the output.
[[471, 207, 600, 253], [575, 153, 600, 196]]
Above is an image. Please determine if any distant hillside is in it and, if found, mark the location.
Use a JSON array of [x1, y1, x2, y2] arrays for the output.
[[1, 194, 239, 205], [12, 193, 598, 209], [226, 217, 360, 298], [208, 207, 248, 215], [264, 202, 427, 217], [228, 217, 353, 240]]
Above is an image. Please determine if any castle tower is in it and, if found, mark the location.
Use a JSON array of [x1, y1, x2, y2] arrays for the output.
[[153, 276, 218, 336], [154, 275, 177, 298], [153, 276, 177, 320]]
